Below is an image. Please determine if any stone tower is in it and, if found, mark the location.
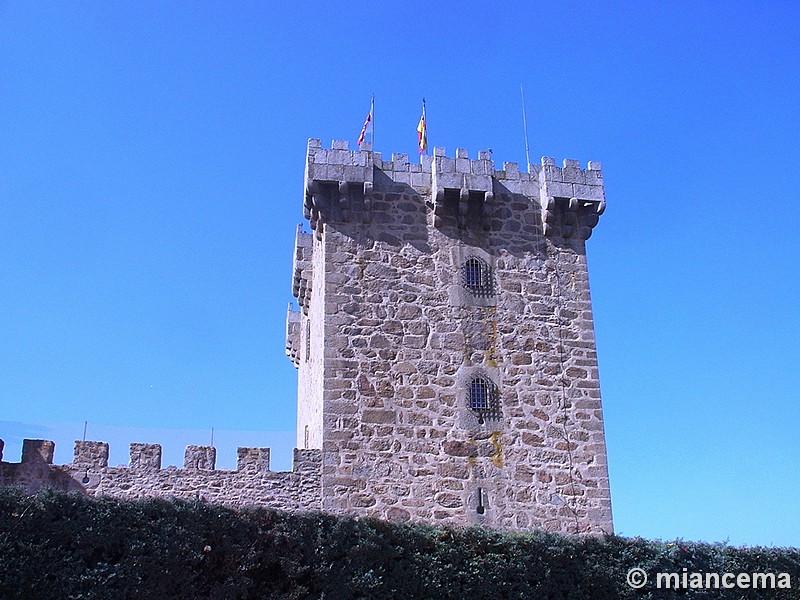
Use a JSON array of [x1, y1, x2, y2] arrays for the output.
[[286, 139, 612, 534]]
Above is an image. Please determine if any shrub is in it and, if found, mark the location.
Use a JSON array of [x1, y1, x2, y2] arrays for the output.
[[0, 487, 797, 599]]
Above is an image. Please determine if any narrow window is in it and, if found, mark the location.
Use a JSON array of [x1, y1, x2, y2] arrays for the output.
[[468, 375, 500, 423], [462, 257, 494, 297], [305, 320, 311, 362]]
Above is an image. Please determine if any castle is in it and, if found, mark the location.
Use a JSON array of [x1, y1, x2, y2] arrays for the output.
[[1, 138, 613, 535]]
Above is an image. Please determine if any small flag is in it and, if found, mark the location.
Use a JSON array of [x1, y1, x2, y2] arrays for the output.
[[417, 100, 427, 153], [357, 111, 371, 146], [357, 95, 374, 147]]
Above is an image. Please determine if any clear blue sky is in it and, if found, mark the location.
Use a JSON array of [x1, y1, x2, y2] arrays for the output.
[[1, 2, 798, 547]]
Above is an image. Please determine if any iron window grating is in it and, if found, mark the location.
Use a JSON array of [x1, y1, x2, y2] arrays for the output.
[[468, 375, 501, 421], [462, 257, 494, 297]]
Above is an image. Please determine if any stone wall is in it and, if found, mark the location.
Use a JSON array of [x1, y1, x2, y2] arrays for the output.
[[292, 221, 329, 451], [0, 439, 322, 512], [295, 140, 612, 534]]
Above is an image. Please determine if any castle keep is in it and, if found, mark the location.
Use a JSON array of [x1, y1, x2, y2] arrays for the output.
[[1, 138, 612, 535], [286, 139, 611, 534]]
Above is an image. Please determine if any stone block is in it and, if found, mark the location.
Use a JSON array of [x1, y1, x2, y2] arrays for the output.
[[391, 152, 409, 166], [544, 181, 573, 198], [343, 165, 369, 181], [561, 160, 585, 184], [571, 183, 604, 201], [503, 162, 520, 179], [130, 443, 162, 470], [184, 445, 216, 470], [435, 492, 463, 508], [386, 506, 411, 521], [442, 440, 478, 457], [22, 439, 54, 464], [73, 440, 109, 468], [294, 448, 322, 474], [350, 493, 376, 508], [361, 409, 396, 424], [437, 461, 470, 479], [436, 157, 455, 173], [410, 172, 431, 188], [237, 447, 270, 472]]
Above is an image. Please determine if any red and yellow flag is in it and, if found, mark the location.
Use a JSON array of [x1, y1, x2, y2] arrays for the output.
[[417, 101, 427, 153], [357, 111, 371, 146], [357, 95, 374, 147]]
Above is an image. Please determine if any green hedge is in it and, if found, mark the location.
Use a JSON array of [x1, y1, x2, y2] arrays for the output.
[[0, 487, 797, 599]]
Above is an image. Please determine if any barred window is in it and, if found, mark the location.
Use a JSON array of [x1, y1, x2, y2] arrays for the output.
[[468, 375, 500, 423], [462, 257, 494, 296]]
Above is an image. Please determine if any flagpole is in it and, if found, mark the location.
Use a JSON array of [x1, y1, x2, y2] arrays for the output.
[[370, 93, 375, 148], [422, 97, 427, 155]]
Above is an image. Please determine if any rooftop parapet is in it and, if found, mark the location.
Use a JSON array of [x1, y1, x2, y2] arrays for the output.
[[304, 139, 376, 235], [540, 156, 604, 202], [304, 139, 603, 180], [431, 147, 495, 229], [305, 139, 374, 186], [286, 305, 302, 366], [539, 157, 605, 240], [303, 139, 605, 239], [291, 224, 313, 313]]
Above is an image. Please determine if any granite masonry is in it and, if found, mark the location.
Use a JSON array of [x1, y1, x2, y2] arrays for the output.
[[0, 439, 321, 512], [1, 138, 612, 534]]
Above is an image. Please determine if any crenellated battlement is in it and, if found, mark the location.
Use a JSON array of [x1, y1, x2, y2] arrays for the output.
[[303, 139, 605, 240], [1, 438, 320, 474], [285, 304, 302, 365], [305, 138, 602, 179], [0, 438, 322, 511], [291, 224, 313, 314]]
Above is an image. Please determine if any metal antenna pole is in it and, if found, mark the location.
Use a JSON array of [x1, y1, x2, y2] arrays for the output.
[[521, 84, 532, 168]]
